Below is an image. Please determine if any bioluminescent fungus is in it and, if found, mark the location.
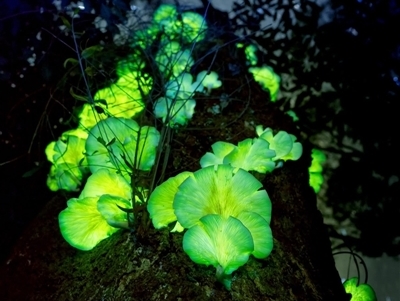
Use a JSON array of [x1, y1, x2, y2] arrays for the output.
[[147, 171, 192, 230], [199, 141, 237, 167], [286, 110, 299, 122], [115, 51, 147, 79], [59, 196, 120, 250], [78, 103, 108, 130], [45, 128, 89, 191], [249, 65, 280, 101], [168, 164, 272, 289], [200, 138, 276, 173], [194, 70, 222, 93], [79, 168, 132, 200], [153, 73, 203, 127], [223, 138, 276, 173], [180, 11, 208, 43], [93, 74, 152, 119], [236, 211, 273, 259], [183, 214, 254, 290], [155, 41, 195, 79], [85, 117, 160, 180], [164, 73, 202, 99], [173, 165, 271, 229], [152, 4, 179, 37], [154, 96, 196, 127], [59, 168, 132, 250], [46, 164, 84, 192], [152, 4, 207, 44], [343, 277, 377, 301], [200, 126, 302, 173], [237, 43, 258, 66], [147, 164, 273, 289], [256, 125, 303, 162], [309, 148, 326, 193]]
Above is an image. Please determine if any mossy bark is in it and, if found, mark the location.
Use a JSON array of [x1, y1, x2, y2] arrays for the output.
[[0, 110, 349, 300], [0, 167, 349, 300]]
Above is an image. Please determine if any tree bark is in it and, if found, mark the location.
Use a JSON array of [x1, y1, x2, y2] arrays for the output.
[[0, 116, 350, 300]]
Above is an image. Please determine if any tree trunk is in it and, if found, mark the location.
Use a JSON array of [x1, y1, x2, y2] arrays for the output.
[[0, 107, 349, 300]]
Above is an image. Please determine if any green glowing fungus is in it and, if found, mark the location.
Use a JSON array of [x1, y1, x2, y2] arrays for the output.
[[59, 196, 119, 250], [222, 138, 276, 173], [256, 125, 303, 162], [194, 70, 222, 92], [200, 126, 302, 173], [171, 164, 272, 289], [343, 277, 377, 301], [173, 165, 272, 230], [155, 41, 194, 78], [309, 148, 326, 193], [93, 74, 152, 119], [180, 11, 208, 43], [152, 4, 179, 37], [79, 168, 132, 200], [286, 110, 299, 122], [200, 138, 276, 173], [85, 117, 160, 180], [154, 74, 200, 127], [78, 103, 108, 130], [237, 43, 258, 66], [183, 214, 254, 290], [58, 168, 132, 250], [45, 128, 89, 191], [152, 4, 207, 44], [147, 164, 273, 289], [147, 171, 192, 230], [249, 65, 280, 101]]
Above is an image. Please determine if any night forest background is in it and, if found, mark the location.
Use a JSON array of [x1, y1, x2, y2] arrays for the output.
[[0, 0, 399, 293]]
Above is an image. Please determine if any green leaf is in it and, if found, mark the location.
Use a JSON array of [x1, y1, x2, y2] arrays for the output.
[[94, 98, 108, 108], [78, 157, 85, 167], [106, 137, 116, 147], [116, 204, 134, 214], [81, 45, 104, 60], [84, 67, 95, 77], [22, 163, 43, 178], [96, 136, 106, 146], [70, 87, 89, 102], [94, 106, 106, 114], [60, 16, 71, 29], [63, 58, 78, 68]]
